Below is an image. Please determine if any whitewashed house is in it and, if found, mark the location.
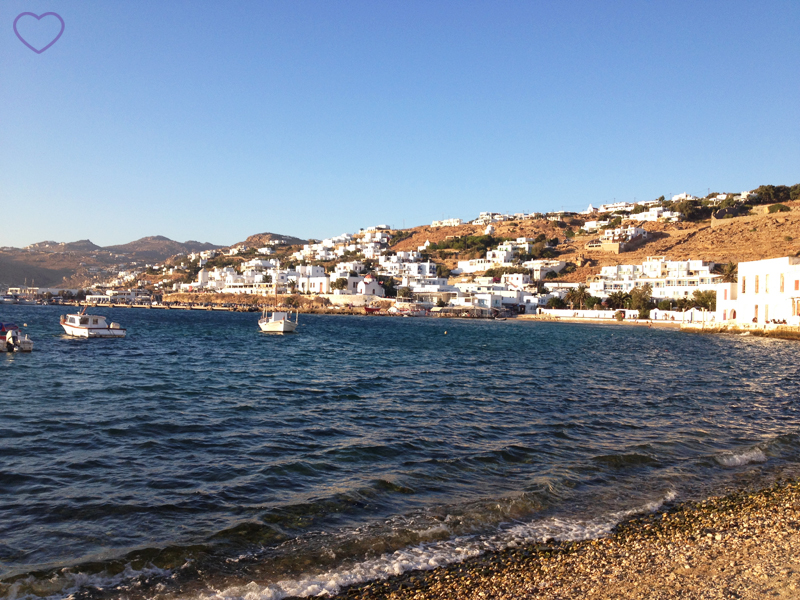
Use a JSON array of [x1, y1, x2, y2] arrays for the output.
[[721, 257, 800, 325], [357, 275, 385, 297]]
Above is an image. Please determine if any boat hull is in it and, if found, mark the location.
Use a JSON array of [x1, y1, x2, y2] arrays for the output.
[[258, 319, 297, 333], [61, 324, 127, 338]]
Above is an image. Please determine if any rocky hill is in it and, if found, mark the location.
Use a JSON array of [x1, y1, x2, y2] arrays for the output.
[[391, 201, 800, 281], [240, 232, 307, 247], [103, 236, 221, 261]]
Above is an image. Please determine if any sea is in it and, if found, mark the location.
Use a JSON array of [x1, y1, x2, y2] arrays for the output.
[[2, 305, 800, 599]]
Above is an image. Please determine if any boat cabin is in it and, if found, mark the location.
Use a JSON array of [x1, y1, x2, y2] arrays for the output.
[[65, 315, 107, 327]]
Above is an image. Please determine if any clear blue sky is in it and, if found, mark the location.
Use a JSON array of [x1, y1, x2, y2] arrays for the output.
[[1, 1, 798, 247]]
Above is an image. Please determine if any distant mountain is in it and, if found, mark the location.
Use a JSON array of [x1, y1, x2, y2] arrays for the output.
[[0, 255, 74, 288], [25, 239, 101, 252], [103, 236, 222, 261], [241, 232, 307, 247], [65, 240, 102, 252]]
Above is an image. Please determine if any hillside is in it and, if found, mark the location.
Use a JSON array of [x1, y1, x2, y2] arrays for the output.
[[103, 236, 222, 261], [391, 202, 800, 282], [240, 232, 307, 247]]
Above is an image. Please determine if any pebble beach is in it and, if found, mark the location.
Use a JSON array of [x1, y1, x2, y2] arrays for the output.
[[332, 479, 800, 600]]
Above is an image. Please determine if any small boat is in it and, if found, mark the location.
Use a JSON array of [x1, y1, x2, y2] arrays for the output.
[[2, 323, 33, 352], [258, 309, 298, 333], [364, 306, 381, 314], [60, 307, 126, 338]]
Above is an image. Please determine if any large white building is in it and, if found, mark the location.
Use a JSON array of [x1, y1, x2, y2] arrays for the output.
[[588, 256, 722, 300], [717, 256, 800, 325]]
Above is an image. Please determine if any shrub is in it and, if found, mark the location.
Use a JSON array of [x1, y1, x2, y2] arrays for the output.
[[769, 203, 791, 213], [614, 310, 625, 321]]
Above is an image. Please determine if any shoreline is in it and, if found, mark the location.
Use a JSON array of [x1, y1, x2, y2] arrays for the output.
[[329, 479, 800, 599], [516, 314, 683, 328]]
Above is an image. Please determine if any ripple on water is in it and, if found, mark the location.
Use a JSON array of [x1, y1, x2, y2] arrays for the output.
[[2, 308, 800, 598]]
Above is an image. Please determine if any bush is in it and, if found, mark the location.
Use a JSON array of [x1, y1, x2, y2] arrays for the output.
[[657, 299, 672, 311], [546, 296, 566, 309], [769, 203, 791, 213], [614, 310, 625, 321]]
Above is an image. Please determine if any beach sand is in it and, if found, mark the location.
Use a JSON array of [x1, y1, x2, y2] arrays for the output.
[[330, 480, 800, 600]]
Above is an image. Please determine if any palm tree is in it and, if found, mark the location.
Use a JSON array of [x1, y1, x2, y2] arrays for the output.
[[606, 291, 631, 310], [718, 262, 738, 283], [572, 284, 590, 309]]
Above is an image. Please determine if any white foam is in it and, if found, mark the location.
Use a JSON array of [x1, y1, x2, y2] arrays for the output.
[[716, 448, 767, 467], [4, 563, 173, 600], [204, 540, 482, 600], [203, 491, 678, 600]]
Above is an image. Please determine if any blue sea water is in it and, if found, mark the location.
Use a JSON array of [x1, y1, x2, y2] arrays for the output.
[[2, 305, 800, 599]]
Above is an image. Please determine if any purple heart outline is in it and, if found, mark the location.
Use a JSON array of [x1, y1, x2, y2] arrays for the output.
[[13, 12, 65, 54]]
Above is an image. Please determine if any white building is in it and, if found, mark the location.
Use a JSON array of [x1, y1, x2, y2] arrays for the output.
[[629, 207, 683, 223], [431, 218, 463, 227], [357, 275, 385, 297], [524, 259, 567, 280], [671, 193, 698, 202], [588, 256, 722, 300], [598, 202, 636, 213], [718, 256, 800, 325]]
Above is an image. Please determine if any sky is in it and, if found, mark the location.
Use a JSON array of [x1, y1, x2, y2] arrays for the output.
[[1, 1, 798, 248]]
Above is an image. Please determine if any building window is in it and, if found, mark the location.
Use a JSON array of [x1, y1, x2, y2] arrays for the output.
[[755, 275, 759, 294], [742, 276, 746, 294], [781, 274, 785, 293], [754, 305, 759, 322], [724, 289, 728, 300], [765, 275, 769, 294]]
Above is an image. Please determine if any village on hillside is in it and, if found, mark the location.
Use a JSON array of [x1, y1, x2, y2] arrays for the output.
[[4, 183, 800, 327]]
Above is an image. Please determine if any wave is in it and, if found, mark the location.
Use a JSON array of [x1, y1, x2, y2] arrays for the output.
[[715, 448, 767, 467], [2, 563, 173, 600], [205, 490, 678, 600]]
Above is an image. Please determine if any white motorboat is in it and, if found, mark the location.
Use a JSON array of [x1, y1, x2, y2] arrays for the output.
[[60, 309, 126, 338], [2, 324, 33, 352], [258, 309, 298, 333]]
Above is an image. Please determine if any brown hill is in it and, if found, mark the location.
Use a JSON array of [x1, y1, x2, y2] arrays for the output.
[[103, 236, 222, 261], [240, 232, 307, 247], [391, 203, 800, 282], [0, 254, 80, 288]]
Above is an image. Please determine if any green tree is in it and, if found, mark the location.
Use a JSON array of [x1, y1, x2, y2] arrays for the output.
[[586, 296, 602, 310], [436, 264, 452, 279], [606, 291, 631, 310], [692, 289, 716, 312], [379, 278, 397, 298], [717, 262, 738, 283], [566, 284, 590, 309], [657, 299, 672, 311], [769, 203, 791, 213], [397, 287, 412, 299], [546, 296, 566, 309], [630, 283, 653, 318], [331, 277, 348, 291]]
